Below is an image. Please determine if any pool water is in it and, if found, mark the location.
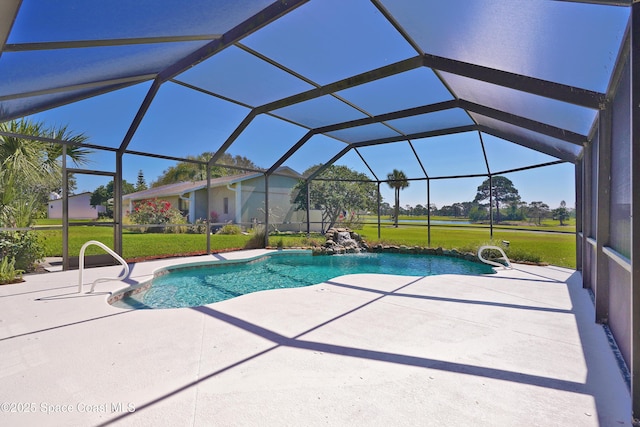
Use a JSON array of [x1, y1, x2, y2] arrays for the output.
[[112, 252, 495, 309]]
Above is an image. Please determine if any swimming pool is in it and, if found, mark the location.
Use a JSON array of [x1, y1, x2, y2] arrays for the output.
[[111, 251, 495, 309]]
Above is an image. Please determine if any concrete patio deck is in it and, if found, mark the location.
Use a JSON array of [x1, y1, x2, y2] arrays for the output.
[[0, 250, 632, 426]]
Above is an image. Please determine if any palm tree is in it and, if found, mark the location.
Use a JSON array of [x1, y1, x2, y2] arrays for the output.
[[0, 119, 90, 227], [386, 169, 409, 228]]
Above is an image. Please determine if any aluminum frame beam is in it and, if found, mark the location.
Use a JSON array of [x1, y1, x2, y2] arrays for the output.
[[630, 2, 640, 423], [459, 100, 587, 145], [422, 54, 606, 109], [477, 126, 579, 163], [3, 35, 223, 52], [0, 0, 21, 59]]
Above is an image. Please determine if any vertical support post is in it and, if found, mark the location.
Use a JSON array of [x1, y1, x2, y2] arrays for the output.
[[114, 152, 123, 256], [489, 174, 494, 239], [583, 141, 593, 289], [427, 178, 431, 247], [575, 160, 583, 272], [305, 181, 311, 236], [62, 145, 69, 271], [235, 182, 243, 225], [596, 105, 612, 323], [630, 3, 640, 422], [377, 181, 381, 240], [206, 163, 211, 254], [264, 174, 269, 248]]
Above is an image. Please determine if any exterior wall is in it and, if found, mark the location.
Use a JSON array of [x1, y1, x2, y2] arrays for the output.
[[187, 174, 322, 232], [48, 193, 103, 219], [240, 175, 322, 232], [207, 187, 237, 224], [193, 190, 209, 222], [131, 175, 322, 233]]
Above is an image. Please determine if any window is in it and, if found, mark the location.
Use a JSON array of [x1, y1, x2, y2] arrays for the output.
[[223, 197, 229, 214]]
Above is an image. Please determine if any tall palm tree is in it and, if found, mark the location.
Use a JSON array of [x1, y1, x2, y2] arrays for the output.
[[386, 169, 409, 228], [0, 119, 90, 227]]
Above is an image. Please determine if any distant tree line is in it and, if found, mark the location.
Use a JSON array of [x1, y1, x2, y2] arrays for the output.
[[387, 175, 574, 225]]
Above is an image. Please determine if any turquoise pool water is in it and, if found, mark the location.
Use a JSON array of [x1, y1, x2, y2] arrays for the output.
[[112, 252, 495, 309]]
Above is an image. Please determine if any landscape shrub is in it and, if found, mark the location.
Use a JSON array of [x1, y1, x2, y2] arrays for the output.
[[0, 256, 24, 284], [128, 199, 187, 233], [244, 226, 266, 249], [216, 224, 242, 235], [0, 231, 45, 272], [188, 218, 208, 234]]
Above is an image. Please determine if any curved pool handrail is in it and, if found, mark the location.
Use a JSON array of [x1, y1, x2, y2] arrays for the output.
[[477, 245, 512, 270], [78, 240, 130, 293]]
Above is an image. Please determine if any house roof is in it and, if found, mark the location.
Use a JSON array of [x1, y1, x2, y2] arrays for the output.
[[123, 166, 301, 201], [48, 191, 92, 202]]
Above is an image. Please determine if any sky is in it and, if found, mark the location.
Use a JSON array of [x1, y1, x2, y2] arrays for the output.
[[25, 80, 576, 210], [17, 0, 603, 211], [28, 88, 576, 211]]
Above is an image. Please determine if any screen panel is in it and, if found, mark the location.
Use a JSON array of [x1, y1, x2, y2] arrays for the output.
[[356, 141, 426, 180], [176, 45, 315, 108], [26, 82, 152, 149], [381, 0, 629, 92], [242, 0, 416, 85], [128, 81, 249, 158], [411, 132, 488, 178], [386, 108, 474, 135], [272, 95, 367, 128], [609, 59, 631, 258], [0, 42, 210, 97], [9, 0, 273, 42], [337, 68, 453, 116], [441, 71, 597, 136]]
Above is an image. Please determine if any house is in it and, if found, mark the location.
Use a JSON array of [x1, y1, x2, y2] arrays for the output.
[[122, 167, 321, 232], [48, 192, 106, 220]]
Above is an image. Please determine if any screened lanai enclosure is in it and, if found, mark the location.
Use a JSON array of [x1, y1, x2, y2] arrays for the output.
[[0, 0, 639, 422]]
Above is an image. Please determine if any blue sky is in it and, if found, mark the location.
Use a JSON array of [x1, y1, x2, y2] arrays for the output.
[[20, 0, 601, 211], [28, 87, 576, 210]]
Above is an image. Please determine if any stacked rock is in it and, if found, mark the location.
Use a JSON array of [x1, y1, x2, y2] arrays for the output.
[[313, 227, 368, 255]]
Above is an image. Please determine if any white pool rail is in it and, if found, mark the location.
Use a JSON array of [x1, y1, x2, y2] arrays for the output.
[[78, 240, 130, 293], [477, 245, 512, 270]]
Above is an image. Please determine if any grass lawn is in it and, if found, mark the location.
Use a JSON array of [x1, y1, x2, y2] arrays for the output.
[[36, 226, 252, 259], [357, 224, 576, 269], [35, 222, 576, 269], [365, 215, 576, 233]]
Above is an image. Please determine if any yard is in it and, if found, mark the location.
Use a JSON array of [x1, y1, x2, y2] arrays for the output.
[[33, 219, 576, 269]]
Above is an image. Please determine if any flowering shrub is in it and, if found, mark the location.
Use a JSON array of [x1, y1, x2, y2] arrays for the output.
[[210, 210, 219, 223], [128, 199, 186, 233]]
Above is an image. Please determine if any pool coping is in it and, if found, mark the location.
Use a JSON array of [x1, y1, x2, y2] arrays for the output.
[[107, 249, 497, 308]]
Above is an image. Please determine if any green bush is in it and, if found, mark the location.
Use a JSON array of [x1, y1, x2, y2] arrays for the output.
[[505, 247, 543, 264], [0, 231, 45, 272], [164, 209, 188, 234], [187, 218, 208, 234], [0, 256, 24, 284], [244, 226, 266, 249], [216, 224, 242, 235]]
